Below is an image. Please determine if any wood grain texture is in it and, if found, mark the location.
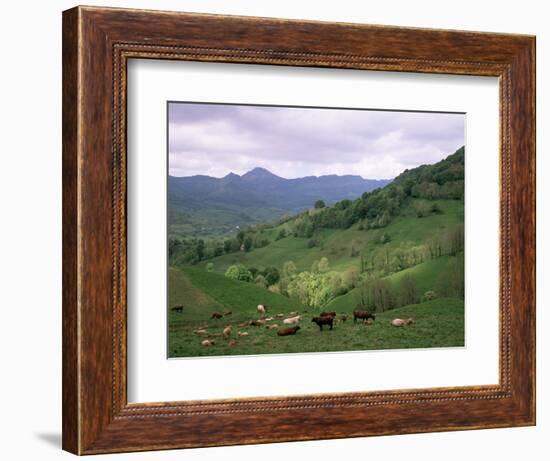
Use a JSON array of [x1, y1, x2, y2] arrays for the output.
[[62, 5, 536, 455], [62, 7, 80, 454]]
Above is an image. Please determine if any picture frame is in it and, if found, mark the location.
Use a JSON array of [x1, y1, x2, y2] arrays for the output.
[[62, 5, 535, 455]]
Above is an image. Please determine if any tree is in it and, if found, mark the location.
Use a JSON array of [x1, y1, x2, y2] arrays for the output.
[[287, 271, 333, 308], [371, 279, 394, 312], [314, 200, 326, 209], [243, 235, 253, 252], [446, 224, 464, 256], [449, 256, 465, 298], [196, 239, 205, 260], [276, 228, 287, 240], [399, 274, 419, 306], [168, 238, 181, 259], [223, 240, 232, 254], [318, 257, 330, 273], [350, 239, 359, 257], [236, 230, 246, 245], [225, 264, 252, 282], [254, 274, 268, 288], [283, 260, 297, 279], [263, 266, 280, 286], [343, 267, 360, 290]]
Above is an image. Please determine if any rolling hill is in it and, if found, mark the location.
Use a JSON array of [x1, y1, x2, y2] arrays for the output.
[[168, 146, 465, 357]]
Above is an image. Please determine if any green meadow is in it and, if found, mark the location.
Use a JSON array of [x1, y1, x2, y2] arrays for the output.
[[168, 267, 464, 357]]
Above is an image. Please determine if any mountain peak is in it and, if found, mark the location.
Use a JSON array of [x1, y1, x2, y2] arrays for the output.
[[224, 172, 240, 179], [242, 167, 280, 179]]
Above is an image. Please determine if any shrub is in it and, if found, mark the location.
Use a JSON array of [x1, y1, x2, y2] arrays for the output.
[[431, 202, 443, 214], [423, 290, 437, 301], [307, 238, 319, 248], [254, 274, 268, 288], [275, 228, 287, 240], [225, 264, 253, 282], [263, 266, 280, 286]]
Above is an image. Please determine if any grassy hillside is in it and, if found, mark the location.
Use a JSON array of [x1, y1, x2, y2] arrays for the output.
[[201, 199, 462, 275], [169, 266, 305, 332], [325, 255, 457, 311], [169, 270, 464, 357]]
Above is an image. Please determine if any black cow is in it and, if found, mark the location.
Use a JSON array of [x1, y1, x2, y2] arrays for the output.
[[312, 316, 334, 331]]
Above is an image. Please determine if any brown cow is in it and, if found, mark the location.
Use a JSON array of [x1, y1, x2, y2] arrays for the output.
[[277, 326, 301, 336], [353, 309, 376, 323], [211, 312, 223, 319], [171, 304, 184, 313]]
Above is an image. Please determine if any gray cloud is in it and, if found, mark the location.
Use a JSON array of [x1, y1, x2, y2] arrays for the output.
[[168, 102, 464, 179]]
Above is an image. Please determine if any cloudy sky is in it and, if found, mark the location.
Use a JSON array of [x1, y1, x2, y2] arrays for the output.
[[168, 102, 464, 180]]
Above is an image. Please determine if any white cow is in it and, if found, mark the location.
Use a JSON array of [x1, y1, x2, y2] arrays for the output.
[[391, 318, 415, 327], [283, 315, 302, 325]]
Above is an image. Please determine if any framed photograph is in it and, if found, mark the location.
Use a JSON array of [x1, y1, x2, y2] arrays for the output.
[[62, 6, 535, 455]]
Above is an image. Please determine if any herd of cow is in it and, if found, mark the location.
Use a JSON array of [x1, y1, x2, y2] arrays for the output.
[[170, 303, 415, 348]]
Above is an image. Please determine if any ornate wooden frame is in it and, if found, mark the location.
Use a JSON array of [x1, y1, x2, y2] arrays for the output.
[[62, 5, 536, 455]]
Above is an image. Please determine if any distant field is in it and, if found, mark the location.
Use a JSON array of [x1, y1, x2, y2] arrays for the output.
[[168, 267, 464, 358]]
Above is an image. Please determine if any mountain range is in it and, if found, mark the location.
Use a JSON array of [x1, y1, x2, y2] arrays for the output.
[[168, 167, 391, 238]]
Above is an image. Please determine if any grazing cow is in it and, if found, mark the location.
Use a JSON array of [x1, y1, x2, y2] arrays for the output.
[[283, 315, 302, 325], [312, 316, 334, 331], [201, 339, 215, 347], [275, 313, 285, 318], [265, 324, 279, 330], [353, 309, 376, 323], [193, 328, 208, 336], [320, 311, 336, 319], [264, 316, 274, 321], [391, 318, 415, 327], [171, 304, 184, 313], [211, 312, 223, 319], [277, 326, 301, 336], [340, 314, 348, 322], [237, 331, 249, 337], [257, 304, 267, 315], [228, 340, 238, 347], [249, 319, 266, 327], [289, 311, 298, 316], [223, 310, 232, 316], [223, 325, 232, 339]]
